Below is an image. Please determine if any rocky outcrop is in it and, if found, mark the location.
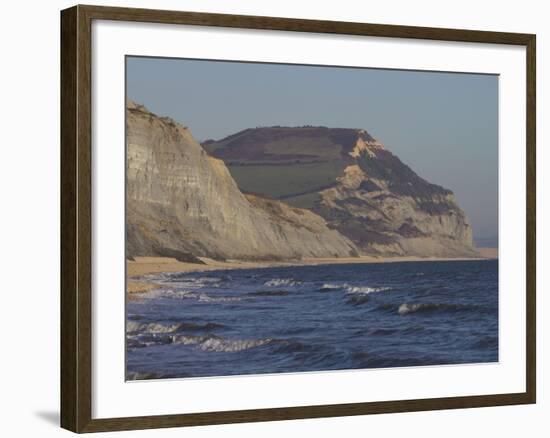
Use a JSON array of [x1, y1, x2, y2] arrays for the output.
[[315, 163, 476, 257], [205, 126, 478, 257], [126, 102, 358, 261]]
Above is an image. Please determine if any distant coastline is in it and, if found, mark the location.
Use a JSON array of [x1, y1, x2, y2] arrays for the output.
[[127, 250, 498, 295]]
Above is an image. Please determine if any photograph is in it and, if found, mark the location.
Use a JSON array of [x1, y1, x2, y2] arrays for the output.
[[0, 0, 542, 435], [125, 57, 499, 380]]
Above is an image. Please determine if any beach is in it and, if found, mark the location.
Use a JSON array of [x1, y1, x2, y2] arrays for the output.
[[127, 257, 499, 378], [127, 250, 498, 294]]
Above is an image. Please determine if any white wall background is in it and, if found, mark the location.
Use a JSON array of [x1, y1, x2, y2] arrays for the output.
[[0, 0, 546, 436]]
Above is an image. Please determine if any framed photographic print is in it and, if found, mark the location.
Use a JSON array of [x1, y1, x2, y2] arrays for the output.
[[60, 4, 536, 433]]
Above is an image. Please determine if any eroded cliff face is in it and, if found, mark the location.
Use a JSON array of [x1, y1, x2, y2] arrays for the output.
[[316, 161, 476, 257], [205, 127, 478, 258], [126, 102, 358, 261]]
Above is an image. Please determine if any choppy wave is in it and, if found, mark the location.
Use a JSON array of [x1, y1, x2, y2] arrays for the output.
[[319, 283, 391, 294], [264, 278, 302, 287], [127, 326, 303, 353], [127, 315, 270, 352], [127, 320, 225, 334], [345, 286, 391, 294], [127, 260, 498, 377], [173, 334, 273, 352], [248, 290, 291, 297], [136, 288, 242, 303], [128, 332, 273, 352], [197, 294, 241, 303], [126, 334, 173, 348], [127, 321, 181, 334], [397, 302, 481, 315], [159, 272, 224, 282], [156, 289, 196, 299], [143, 273, 225, 289], [345, 295, 371, 306], [319, 283, 345, 291]]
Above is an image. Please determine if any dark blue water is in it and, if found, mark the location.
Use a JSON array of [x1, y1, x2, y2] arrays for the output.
[[126, 260, 498, 380]]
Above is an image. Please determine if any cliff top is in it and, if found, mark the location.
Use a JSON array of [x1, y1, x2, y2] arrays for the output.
[[203, 126, 381, 164]]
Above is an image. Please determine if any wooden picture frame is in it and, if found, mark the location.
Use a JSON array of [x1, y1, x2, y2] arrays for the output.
[[61, 4, 536, 433]]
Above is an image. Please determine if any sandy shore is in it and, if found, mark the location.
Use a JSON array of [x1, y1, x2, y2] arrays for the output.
[[477, 247, 498, 259], [127, 256, 289, 294], [127, 280, 161, 294], [127, 251, 497, 295]]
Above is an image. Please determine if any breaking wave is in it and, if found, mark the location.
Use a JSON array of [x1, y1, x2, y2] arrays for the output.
[[126, 260, 498, 377], [319, 283, 391, 294], [142, 274, 225, 289], [197, 294, 241, 303], [127, 321, 225, 334], [264, 278, 302, 287], [128, 332, 273, 352], [397, 302, 482, 315], [319, 283, 344, 291], [345, 286, 391, 294], [137, 288, 242, 302], [171, 334, 273, 352], [127, 321, 181, 334]]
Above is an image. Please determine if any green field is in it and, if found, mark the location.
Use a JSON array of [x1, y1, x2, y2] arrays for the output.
[[261, 136, 342, 160], [227, 160, 344, 200]]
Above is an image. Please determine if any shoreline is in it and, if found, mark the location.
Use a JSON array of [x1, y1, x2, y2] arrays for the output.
[[127, 250, 498, 294]]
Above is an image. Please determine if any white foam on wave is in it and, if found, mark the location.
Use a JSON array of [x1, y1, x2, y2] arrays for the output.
[[398, 303, 416, 315], [320, 283, 346, 290], [135, 288, 241, 302], [197, 294, 241, 303], [170, 334, 272, 352], [127, 321, 182, 334], [141, 274, 223, 289], [345, 286, 391, 295], [264, 278, 302, 287], [200, 337, 272, 352], [397, 302, 474, 315], [398, 303, 439, 315], [130, 288, 173, 300], [159, 289, 196, 299], [319, 283, 391, 294]]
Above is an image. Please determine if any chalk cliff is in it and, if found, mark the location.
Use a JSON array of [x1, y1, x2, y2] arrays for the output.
[[126, 102, 358, 261]]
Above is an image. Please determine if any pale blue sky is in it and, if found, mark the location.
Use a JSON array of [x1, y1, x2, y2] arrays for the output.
[[127, 56, 498, 241]]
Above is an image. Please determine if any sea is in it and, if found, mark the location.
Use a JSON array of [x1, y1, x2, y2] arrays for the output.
[[126, 259, 498, 380]]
